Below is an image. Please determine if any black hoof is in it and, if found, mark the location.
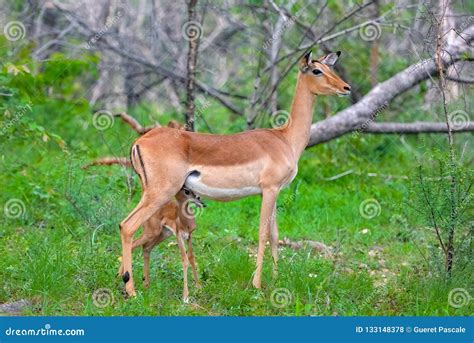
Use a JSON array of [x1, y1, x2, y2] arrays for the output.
[[122, 271, 130, 284]]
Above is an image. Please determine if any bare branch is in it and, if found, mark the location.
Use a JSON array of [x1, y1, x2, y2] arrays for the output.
[[54, 3, 244, 116], [114, 112, 160, 135], [362, 121, 474, 134], [82, 157, 131, 169], [445, 75, 474, 83]]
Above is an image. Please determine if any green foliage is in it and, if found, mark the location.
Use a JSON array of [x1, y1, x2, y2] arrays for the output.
[[408, 150, 473, 275], [1, 26, 473, 317]]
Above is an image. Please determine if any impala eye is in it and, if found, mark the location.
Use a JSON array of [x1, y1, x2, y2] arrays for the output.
[[312, 69, 323, 75], [184, 189, 190, 195]]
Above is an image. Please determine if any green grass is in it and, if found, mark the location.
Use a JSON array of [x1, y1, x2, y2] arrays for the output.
[[0, 43, 471, 317], [1, 126, 472, 316]]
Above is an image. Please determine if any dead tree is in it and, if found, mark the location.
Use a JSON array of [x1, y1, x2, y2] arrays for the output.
[[184, 0, 201, 131]]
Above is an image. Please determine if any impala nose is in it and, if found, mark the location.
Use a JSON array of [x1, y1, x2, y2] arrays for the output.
[[343, 86, 351, 92]]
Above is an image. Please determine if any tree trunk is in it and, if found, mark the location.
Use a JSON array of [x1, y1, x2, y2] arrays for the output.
[[185, 0, 200, 131]]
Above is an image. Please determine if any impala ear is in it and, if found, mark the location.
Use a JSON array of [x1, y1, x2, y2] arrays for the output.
[[299, 50, 312, 73], [320, 51, 341, 67]]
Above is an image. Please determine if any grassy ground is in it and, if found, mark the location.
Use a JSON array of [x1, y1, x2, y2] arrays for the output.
[[0, 43, 472, 316], [1, 122, 472, 316]]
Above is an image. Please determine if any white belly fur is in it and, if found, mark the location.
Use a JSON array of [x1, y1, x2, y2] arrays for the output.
[[185, 172, 261, 201]]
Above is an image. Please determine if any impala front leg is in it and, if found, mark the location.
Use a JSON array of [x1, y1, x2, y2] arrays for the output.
[[269, 203, 279, 278], [252, 187, 278, 289]]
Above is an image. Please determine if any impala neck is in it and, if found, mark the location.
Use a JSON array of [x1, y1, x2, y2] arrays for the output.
[[282, 73, 316, 158]]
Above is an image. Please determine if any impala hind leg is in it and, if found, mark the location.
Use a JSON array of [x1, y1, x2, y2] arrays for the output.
[[142, 228, 173, 288], [142, 243, 153, 288], [120, 193, 174, 297], [187, 234, 201, 288], [117, 230, 154, 277], [252, 187, 279, 289], [176, 231, 190, 302]]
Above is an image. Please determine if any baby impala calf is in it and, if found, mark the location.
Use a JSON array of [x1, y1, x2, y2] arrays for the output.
[[119, 187, 205, 302]]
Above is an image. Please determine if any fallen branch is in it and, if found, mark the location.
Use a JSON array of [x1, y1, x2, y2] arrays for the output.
[[0, 299, 32, 315], [445, 75, 474, 84], [82, 157, 131, 169], [362, 121, 474, 134], [279, 237, 333, 257]]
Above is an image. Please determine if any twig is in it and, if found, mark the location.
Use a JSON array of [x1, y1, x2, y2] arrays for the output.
[[113, 112, 160, 134]]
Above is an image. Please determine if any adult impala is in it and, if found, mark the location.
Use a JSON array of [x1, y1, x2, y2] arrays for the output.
[[120, 50, 351, 296]]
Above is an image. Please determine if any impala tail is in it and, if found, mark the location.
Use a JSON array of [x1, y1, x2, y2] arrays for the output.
[[130, 144, 148, 186]]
